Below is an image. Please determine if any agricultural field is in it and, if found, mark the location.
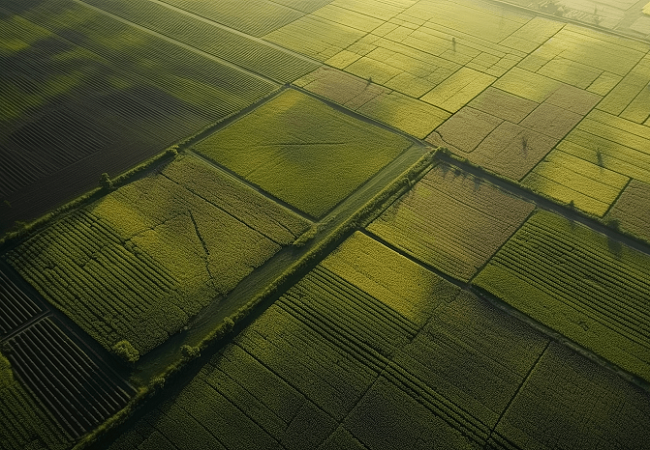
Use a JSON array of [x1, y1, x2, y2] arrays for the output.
[[280, 0, 650, 229], [0, 347, 72, 450], [0, 269, 43, 337], [194, 89, 412, 218], [294, 67, 451, 138], [367, 163, 535, 281], [105, 233, 650, 450], [606, 180, 650, 244], [3, 0, 650, 448], [516, 34, 650, 216], [4, 318, 137, 439], [5, 154, 310, 358], [432, 79, 598, 181], [0, 0, 277, 233], [474, 210, 650, 383], [78, 0, 319, 83]]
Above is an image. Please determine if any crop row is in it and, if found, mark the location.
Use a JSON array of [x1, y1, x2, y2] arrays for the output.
[[0, 375, 71, 450], [0, 269, 41, 336], [501, 221, 650, 309], [1, 0, 277, 205], [12, 0, 275, 104], [493, 245, 650, 346], [5, 318, 136, 438], [282, 266, 418, 355], [383, 359, 490, 444]]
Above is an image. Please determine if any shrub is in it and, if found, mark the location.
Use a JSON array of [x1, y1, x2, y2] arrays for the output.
[[181, 345, 200, 360], [99, 173, 114, 192], [294, 224, 319, 247], [112, 340, 140, 364]]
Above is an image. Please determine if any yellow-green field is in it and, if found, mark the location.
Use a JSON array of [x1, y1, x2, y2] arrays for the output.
[[7, 155, 309, 358], [194, 89, 412, 218], [3, 0, 650, 449], [474, 210, 650, 382], [106, 233, 650, 450], [368, 164, 534, 281]]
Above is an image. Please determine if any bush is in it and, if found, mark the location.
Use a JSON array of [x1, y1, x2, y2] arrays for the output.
[[181, 345, 200, 360], [294, 224, 319, 247], [99, 173, 114, 192], [112, 340, 140, 364]]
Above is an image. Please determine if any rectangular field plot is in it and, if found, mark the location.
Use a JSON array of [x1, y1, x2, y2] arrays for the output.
[[516, 25, 648, 90], [194, 89, 412, 218], [1, 347, 73, 450], [421, 67, 495, 113], [596, 54, 650, 123], [489, 342, 650, 450], [277, 0, 562, 118], [107, 231, 567, 450], [367, 164, 534, 281], [0, 0, 277, 232], [4, 318, 137, 439], [474, 210, 650, 383], [523, 149, 629, 216], [158, 0, 304, 37], [295, 67, 450, 138], [0, 269, 42, 337], [264, 15, 367, 61], [80, 0, 319, 83], [558, 109, 650, 185], [606, 180, 650, 244], [430, 74, 602, 181], [6, 155, 310, 358]]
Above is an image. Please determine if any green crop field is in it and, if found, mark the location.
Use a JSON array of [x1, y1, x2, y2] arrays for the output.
[[606, 180, 650, 243], [4, 0, 650, 448], [79, 0, 319, 83], [490, 341, 650, 450], [194, 89, 412, 218], [474, 210, 650, 382], [157, 0, 305, 37], [6, 155, 309, 358], [0, 269, 42, 336], [367, 164, 535, 281], [0, 348, 73, 450], [4, 318, 137, 439], [294, 67, 451, 137], [106, 232, 650, 450]]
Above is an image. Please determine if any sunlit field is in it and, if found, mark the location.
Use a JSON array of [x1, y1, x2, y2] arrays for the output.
[[1, 0, 650, 449]]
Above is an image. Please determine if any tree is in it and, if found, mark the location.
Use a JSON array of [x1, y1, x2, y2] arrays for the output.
[[112, 340, 140, 363], [99, 173, 114, 192]]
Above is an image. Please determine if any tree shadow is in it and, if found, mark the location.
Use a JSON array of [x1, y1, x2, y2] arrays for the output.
[[607, 236, 623, 260]]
